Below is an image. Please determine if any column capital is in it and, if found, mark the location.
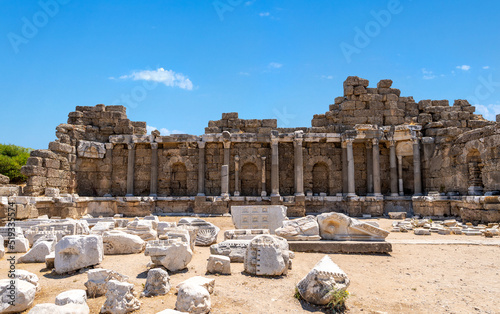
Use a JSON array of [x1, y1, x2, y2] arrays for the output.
[[271, 137, 279, 145], [198, 141, 206, 149], [234, 155, 240, 162], [372, 138, 380, 145], [151, 143, 158, 150], [105, 143, 114, 150], [261, 156, 267, 161], [127, 143, 135, 150], [388, 139, 396, 147], [345, 138, 354, 145], [366, 141, 373, 149], [293, 137, 303, 147], [411, 137, 420, 144], [223, 141, 231, 149]]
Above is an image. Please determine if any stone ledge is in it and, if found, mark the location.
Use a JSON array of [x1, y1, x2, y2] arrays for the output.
[[288, 240, 392, 254]]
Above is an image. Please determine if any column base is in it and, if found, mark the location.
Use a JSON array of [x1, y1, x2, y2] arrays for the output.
[[270, 195, 282, 205], [234, 191, 240, 196], [346, 193, 357, 197], [373, 193, 383, 197], [390, 193, 399, 197], [271, 192, 280, 197], [399, 192, 404, 196], [261, 191, 267, 197], [103, 193, 112, 197], [125, 194, 134, 197], [413, 193, 423, 196], [149, 194, 157, 197], [294, 192, 305, 197], [197, 193, 205, 197]]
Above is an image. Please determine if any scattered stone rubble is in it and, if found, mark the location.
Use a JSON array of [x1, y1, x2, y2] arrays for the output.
[[85, 269, 129, 298], [391, 217, 500, 236], [142, 268, 171, 297], [100, 280, 141, 314]]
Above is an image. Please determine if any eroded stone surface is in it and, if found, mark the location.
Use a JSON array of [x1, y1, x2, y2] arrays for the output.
[[145, 239, 193, 272], [85, 269, 129, 298], [0, 279, 36, 313], [296, 255, 350, 305], [55, 235, 103, 274], [178, 218, 219, 246], [142, 268, 171, 297], [317, 212, 389, 241], [231, 205, 287, 233], [175, 283, 211, 314], [244, 234, 293, 276], [177, 276, 215, 295], [210, 240, 250, 262], [207, 255, 231, 275], [275, 216, 321, 241], [102, 230, 144, 255], [55, 289, 88, 305], [100, 280, 141, 314], [18, 240, 55, 263]]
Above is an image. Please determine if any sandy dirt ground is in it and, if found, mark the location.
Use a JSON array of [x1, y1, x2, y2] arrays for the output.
[[1, 217, 499, 314]]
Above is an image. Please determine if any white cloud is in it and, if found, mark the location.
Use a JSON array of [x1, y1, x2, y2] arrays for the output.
[[239, 71, 250, 76], [245, 1, 255, 5], [483, 66, 490, 69], [321, 75, 333, 80], [473, 103, 500, 121], [147, 125, 184, 136], [268, 62, 283, 69], [456, 65, 471, 71], [422, 68, 436, 80], [119, 68, 193, 90], [259, 12, 270, 17]]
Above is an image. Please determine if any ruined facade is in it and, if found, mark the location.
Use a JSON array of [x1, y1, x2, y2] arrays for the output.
[[4, 76, 500, 222]]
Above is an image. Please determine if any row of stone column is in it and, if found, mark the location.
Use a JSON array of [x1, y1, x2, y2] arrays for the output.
[[120, 137, 422, 197]]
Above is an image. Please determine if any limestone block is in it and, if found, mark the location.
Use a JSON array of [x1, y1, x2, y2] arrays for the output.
[[177, 276, 215, 295], [6, 237, 29, 253], [296, 255, 350, 305], [49, 142, 73, 154], [207, 255, 231, 275], [100, 280, 141, 314], [0, 279, 36, 313], [102, 230, 145, 255], [18, 240, 55, 263], [231, 205, 287, 233], [55, 289, 88, 305], [175, 283, 211, 314], [0, 174, 9, 185], [414, 228, 431, 235], [15, 270, 40, 292], [45, 252, 55, 269], [178, 218, 220, 246], [244, 235, 293, 276], [90, 221, 115, 235], [145, 239, 193, 272], [85, 269, 129, 298], [223, 229, 269, 240], [142, 268, 171, 297], [125, 219, 157, 241], [55, 235, 103, 274], [388, 212, 406, 219], [275, 216, 321, 241], [27, 303, 90, 314], [77, 140, 106, 159], [210, 240, 250, 262], [317, 213, 389, 241]]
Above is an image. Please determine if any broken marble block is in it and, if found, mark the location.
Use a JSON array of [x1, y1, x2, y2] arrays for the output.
[[142, 268, 171, 297], [15, 270, 40, 292], [18, 239, 55, 263], [100, 280, 141, 314], [231, 205, 287, 233], [244, 234, 293, 276], [158, 228, 191, 246], [90, 221, 115, 235], [210, 240, 250, 262], [296, 255, 350, 305], [55, 289, 88, 306], [175, 283, 211, 314], [223, 229, 269, 240], [178, 218, 220, 246], [55, 235, 103, 274], [145, 239, 193, 272], [102, 230, 145, 255], [317, 212, 389, 241], [45, 252, 55, 269], [275, 215, 321, 241], [85, 269, 129, 298], [176, 276, 215, 295], [414, 228, 431, 235], [207, 255, 231, 275], [27, 303, 90, 314], [6, 237, 30, 253], [125, 219, 157, 241], [0, 279, 36, 313]]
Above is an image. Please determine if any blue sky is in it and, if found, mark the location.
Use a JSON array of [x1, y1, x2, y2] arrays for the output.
[[1, 0, 500, 149]]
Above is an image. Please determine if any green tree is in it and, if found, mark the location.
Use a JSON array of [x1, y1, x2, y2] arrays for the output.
[[0, 144, 31, 183]]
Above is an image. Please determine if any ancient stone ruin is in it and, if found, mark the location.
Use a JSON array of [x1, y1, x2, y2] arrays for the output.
[[0, 76, 498, 223]]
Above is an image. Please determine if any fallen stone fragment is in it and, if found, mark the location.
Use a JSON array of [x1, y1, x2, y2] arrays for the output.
[[175, 283, 211, 314], [145, 239, 193, 272], [414, 228, 431, 235], [55, 289, 88, 305], [178, 218, 220, 246], [296, 255, 350, 305], [55, 235, 103, 274], [142, 268, 171, 297], [6, 237, 30, 253], [18, 240, 55, 263], [388, 212, 406, 219], [209, 240, 250, 262], [275, 216, 321, 241], [85, 268, 129, 298], [317, 212, 389, 241], [207, 255, 231, 275], [100, 280, 141, 314], [177, 276, 215, 294], [244, 234, 293, 276], [27, 303, 90, 314], [102, 230, 145, 255], [0, 279, 36, 313]]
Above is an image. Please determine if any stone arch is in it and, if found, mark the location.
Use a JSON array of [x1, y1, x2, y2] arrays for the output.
[[305, 156, 334, 195], [171, 162, 187, 196], [312, 162, 329, 195], [241, 162, 259, 196], [466, 149, 483, 195]]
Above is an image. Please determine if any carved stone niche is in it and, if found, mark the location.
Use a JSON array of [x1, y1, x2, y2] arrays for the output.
[[77, 140, 106, 159]]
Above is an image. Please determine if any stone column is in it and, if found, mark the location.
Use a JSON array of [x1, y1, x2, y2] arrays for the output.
[[234, 155, 240, 196], [293, 135, 304, 196], [126, 143, 135, 196], [221, 165, 229, 197], [223, 141, 231, 167], [261, 156, 267, 197], [398, 155, 404, 196], [149, 143, 158, 196], [413, 138, 422, 196], [346, 139, 356, 196], [271, 138, 280, 197], [197, 141, 205, 196], [105, 143, 113, 196], [389, 141, 398, 196], [366, 141, 373, 195], [372, 138, 381, 196], [342, 142, 348, 195]]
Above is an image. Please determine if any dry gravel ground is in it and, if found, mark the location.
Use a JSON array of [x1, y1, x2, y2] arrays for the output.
[[1, 217, 499, 314]]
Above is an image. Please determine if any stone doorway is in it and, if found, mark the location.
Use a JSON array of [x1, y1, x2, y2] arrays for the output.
[[241, 162, 259, 196], [312, 162, 329, 195]]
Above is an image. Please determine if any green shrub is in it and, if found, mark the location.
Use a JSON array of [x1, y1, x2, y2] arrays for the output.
[[0, 144, 31, 183]]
